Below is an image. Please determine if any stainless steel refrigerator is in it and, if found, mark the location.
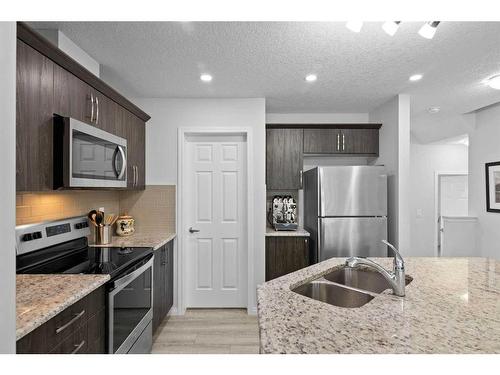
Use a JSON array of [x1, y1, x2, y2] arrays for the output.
[[304, 166, 388, 262]]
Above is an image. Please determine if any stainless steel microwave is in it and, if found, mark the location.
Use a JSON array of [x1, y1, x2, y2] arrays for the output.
[[54, 116, 127, 188]]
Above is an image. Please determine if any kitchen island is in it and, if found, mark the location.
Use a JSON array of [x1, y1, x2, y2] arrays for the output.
[[257, 257, 500, 353]]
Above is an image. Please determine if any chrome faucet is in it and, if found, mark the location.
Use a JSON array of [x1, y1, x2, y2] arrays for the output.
[[345, 240, 406, 297]]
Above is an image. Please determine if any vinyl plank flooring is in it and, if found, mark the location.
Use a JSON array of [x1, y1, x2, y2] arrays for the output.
[[152, 308, 259, 354]]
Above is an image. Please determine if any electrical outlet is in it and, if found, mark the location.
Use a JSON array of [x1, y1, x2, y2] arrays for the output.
[[416, 208, 423, 218]]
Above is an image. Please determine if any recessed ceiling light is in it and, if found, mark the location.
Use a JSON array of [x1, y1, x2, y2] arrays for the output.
[[305, 74, 317, 82], [382, 21, 401, 36], [486, 75, 500, 90], [409, 74, 423, 82], [418, 21, 440, 40], [200, 74, 212, 82], [346, 21, 363, 33], [428, 106, 441, 114]]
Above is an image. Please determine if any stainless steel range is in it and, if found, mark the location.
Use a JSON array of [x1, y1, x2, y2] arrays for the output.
[[15, 216, 153, 354]]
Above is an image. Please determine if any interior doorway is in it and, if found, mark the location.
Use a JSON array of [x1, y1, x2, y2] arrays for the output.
[[435, 172, 468, 256]]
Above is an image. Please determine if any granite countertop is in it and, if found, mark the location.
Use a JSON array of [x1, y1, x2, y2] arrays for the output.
[[257, 257, 500, 354], [16, 274, 110, 340], [266, 226, 310, 237], [90, 231, 176, 251]]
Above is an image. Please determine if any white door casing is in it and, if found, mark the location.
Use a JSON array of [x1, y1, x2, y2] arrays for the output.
[[184, 134, 248, 307]]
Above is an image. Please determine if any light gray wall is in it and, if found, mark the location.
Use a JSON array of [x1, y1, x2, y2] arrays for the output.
[[369, 95, 411, 255], [133, 98, 266, 312], [36, 29, 100, 77], [410, 140, 468, 256], [469, 102, 500, 259], [266, 112, 369, 123], [0, 22, 17, 353]]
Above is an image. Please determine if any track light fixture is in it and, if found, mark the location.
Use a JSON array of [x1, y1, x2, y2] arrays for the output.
[[418, 21, 440, 39], [382, 21, 401, 36]]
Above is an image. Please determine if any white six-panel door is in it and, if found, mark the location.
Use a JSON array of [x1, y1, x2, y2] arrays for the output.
[[185, 135, 247, 307]]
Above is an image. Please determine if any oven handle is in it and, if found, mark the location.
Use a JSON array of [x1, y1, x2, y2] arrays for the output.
[[115, 145, 127, 180], [109, 255, 153, 295]]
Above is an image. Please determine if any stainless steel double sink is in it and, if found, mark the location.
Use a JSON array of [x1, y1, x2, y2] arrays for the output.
[[292, 266, 413, 308]]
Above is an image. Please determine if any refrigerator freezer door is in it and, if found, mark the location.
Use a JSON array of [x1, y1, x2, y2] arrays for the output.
[[319, 217, 388, 260], [319, 166, 387, 217]]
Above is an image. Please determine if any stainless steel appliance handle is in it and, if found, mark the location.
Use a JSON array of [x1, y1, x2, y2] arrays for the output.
[[55, 310, 85, 334], [336, 133, 340, 151], [71, 340, 86, 354], [116, 146, 127, 180], [95, 96, 99, 125], [112, 256, 154, 291], [342, 133, 345, 151]]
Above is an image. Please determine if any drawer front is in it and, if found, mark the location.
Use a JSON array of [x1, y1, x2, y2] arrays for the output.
[[49, 323, 88, 354], [17, 287, 105, 354]]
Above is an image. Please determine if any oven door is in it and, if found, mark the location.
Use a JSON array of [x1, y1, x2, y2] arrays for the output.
[[108, 255, 153, 354], [54, 116, 127, 188]]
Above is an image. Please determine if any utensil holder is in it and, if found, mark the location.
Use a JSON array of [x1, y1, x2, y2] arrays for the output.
[[95, 225, 113, 245]]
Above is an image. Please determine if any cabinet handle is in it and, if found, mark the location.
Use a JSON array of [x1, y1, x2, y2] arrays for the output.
[[299, 170, 303, 188], [336, 133, 340, 151], [89, 94, 94, 123], [55, 310, 85, 334], [95, 96, 99, 125], [136, 165, 139, 186], [342, 133, 345, 151], [71, 340, 85, 354]]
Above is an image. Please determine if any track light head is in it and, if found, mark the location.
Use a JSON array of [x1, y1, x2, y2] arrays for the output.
[[418, 21, 440, 39], [382, 21, 401, 36]]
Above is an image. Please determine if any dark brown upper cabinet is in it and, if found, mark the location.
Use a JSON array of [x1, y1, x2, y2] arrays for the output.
[[16, 22, 149, 192], [303, 128, 343, 154], [121, 109, 146, 190], [303, 126, 380, 156], [16, 40, 55, 191], [266, 128, 304, 190]]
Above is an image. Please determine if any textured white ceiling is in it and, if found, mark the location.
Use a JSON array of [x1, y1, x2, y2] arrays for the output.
[[29, 21, 500, 121]]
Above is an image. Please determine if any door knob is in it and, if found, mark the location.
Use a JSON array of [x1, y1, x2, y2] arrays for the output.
[[189, 227, 200, 233]]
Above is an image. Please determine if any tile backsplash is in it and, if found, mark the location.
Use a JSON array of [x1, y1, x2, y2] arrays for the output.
[[16, 186, 176, 234], [119, 185, 176, 234], [16, 190, 120, 225]]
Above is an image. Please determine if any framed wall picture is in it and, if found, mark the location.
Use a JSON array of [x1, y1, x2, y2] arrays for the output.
[[485, 161, 500, 212]]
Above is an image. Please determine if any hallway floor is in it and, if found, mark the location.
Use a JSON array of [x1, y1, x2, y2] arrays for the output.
[[152, 309, 260, 354]]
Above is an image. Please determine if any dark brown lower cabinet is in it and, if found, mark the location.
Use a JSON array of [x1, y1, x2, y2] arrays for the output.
[[17, 286, 106, 354], [153, 240, 174, 335], [265, 236, 310, 281]]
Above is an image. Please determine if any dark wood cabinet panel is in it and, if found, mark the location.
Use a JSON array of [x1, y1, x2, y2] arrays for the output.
[[266, 128, 304, 190], [303, 128, 379, 155], [86, 308, 106, 354], [153, 246, 165, 334], [303, 129, 342, 154], [121, 109, 146, 190], [341, 128, 379, 155], [17, 286, 105, 354], [16, 40, 54, 191], [53, 64, 93, 124], [153, 240, 174, 335], [18, 22, 150, 122], [166, 240, 174, 314], [265, 236, 310, 281]]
